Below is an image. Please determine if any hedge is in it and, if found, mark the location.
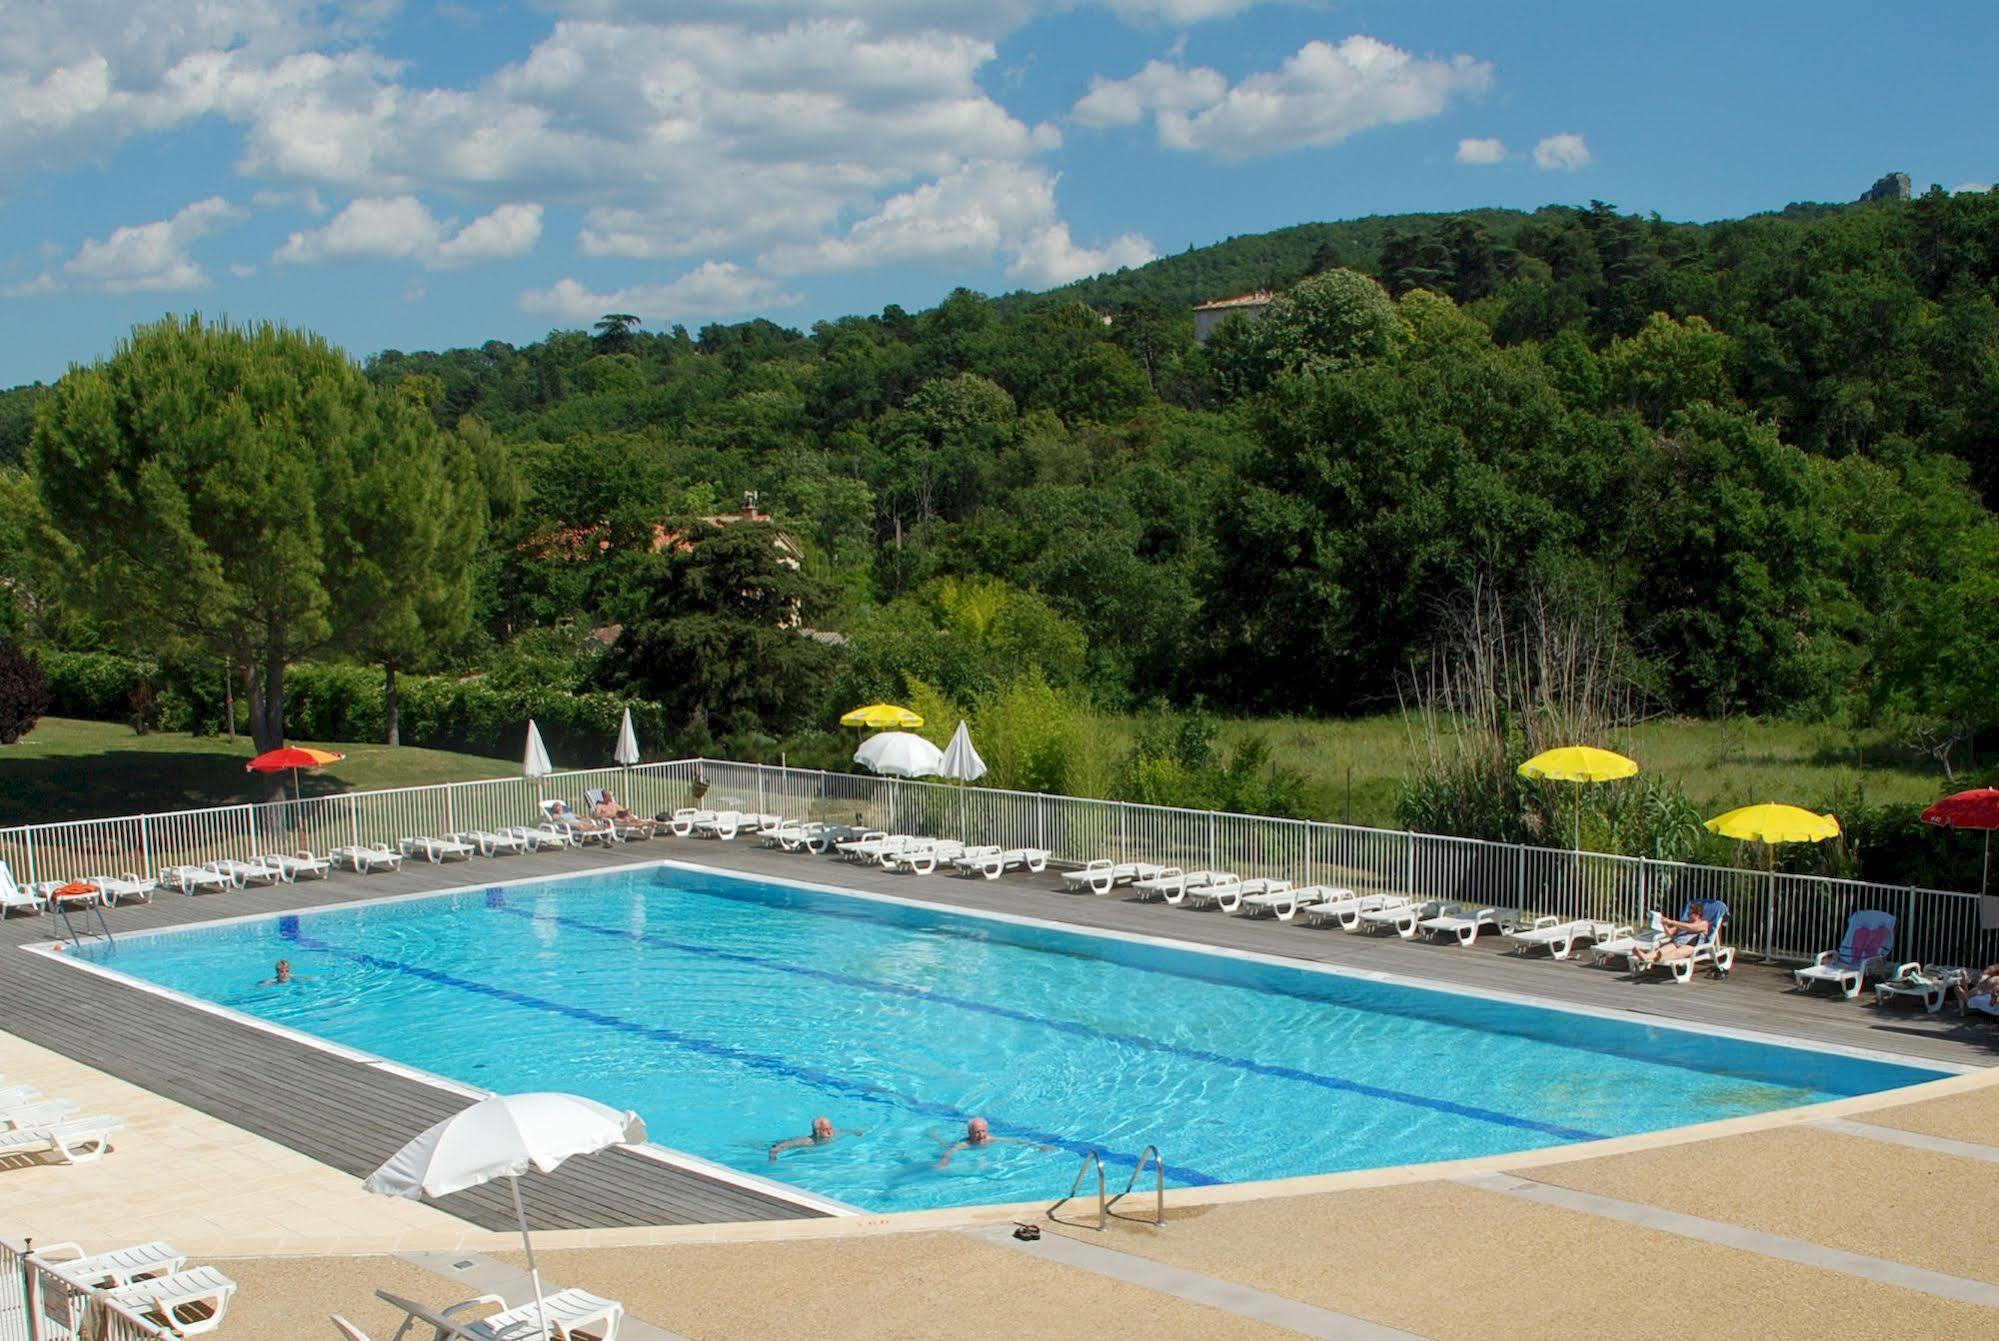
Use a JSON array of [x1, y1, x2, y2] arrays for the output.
[[35, 650, 670, 762]]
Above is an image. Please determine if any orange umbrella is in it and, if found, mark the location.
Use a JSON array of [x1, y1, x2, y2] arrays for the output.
[[246, 747, 346, 801]]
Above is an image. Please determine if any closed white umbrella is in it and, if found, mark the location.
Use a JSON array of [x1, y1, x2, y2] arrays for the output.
[[523, 720, 554, 779], [365, 1093, 646, 1340], [613, 707, 640, 767], [937, 720, 987, 782], [854, 730, 944, 778]]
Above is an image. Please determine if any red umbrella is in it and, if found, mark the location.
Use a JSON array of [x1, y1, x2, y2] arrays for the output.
[[1921, 788, 1999, 895], [246, 747, 347, 801]]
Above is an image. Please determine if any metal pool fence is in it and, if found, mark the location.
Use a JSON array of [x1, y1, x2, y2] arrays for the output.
[[0, 756, 1990, 966]]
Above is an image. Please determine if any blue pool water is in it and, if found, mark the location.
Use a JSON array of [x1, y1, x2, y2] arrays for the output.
[[71, 864, 1945, 1212]]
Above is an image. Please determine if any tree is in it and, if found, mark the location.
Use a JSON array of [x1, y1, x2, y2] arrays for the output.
[[0, 640, 48, 744], [30, 316, 452, 755], [592, 313, 641, 355]]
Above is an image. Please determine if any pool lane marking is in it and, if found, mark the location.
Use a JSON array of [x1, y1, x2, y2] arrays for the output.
[[1456, 1172, 1999, 1308], [496, 901, 1609, 1145], [283, 930, 1226, 1188]]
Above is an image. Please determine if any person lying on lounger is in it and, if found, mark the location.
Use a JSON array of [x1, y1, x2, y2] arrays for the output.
[[593, 789, 652, 829], [935, 1117, 1054, 1168], [1954, 964, 1999, 1017], [769, 1115, 863, 1160], [1630, 904, 1710, 967]]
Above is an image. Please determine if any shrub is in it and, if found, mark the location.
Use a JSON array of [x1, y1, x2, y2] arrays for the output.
[[0, 640, 49, 743], [40, 650, 149, 721]]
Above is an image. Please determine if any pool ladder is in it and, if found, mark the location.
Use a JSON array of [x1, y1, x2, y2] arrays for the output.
[[1046, 1145, 1167, 1231], [52, 896, 115, 950]]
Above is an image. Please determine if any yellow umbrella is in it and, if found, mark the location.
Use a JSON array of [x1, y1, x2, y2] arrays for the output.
[[1704, 804, 1841, 844], [1705, 804, 1841, 961], [1518, 746, 1639, 849], [840, 703, 924, 730]]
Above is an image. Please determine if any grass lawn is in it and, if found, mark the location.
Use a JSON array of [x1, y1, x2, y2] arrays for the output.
[[1217, 714, 1952, 827], [0, 718, 518, 824]]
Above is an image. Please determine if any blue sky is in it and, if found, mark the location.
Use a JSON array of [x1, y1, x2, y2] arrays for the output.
[[1, 1, 1993, 385]]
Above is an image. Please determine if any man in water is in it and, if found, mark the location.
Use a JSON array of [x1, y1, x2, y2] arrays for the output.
[[936, 1117, 1054, 1168], [262, 959, 304, 986], [769, 1115, 862, 1160]]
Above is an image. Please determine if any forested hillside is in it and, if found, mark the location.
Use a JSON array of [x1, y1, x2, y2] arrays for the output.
[[8, 189, 1999, 838]]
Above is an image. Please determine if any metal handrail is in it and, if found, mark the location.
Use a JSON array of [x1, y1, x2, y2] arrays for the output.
[[1046, 1149, 1107, 1231], [1106, 1144, 1167, 1227]]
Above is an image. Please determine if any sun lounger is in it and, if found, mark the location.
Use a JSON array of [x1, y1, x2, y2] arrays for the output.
[[953, 846, 1053, 880], [106, 1265, 237, 1336], [1131, 867, 1221, 902], [90, 871, 158, 905], [1419, 904, 1511, 946], [1353, 896, 1439, 937], [1504, 916, 1623, 959], [543, 801, 621, 844], [2, 1098, 80, 1131], [1629, 900, 1734, 982], [399, 835, 476, 864], [1238, 883, 1351, 920], [881, 839, 967, 875], [1793, 909, 1896, 1000], [1298, 890, 1405, 930], [209, 856, 285, 886], [1060, 860, 1166, 895], [1873, 962, 1967, 1014], [837, 832, 912, 863], [0, 1114, 122, 1164], [376, 1286, 624, 1341], [805, 823, 866, 855], [1182, 877, 1289, 912], [330, 843, 405, 874], [690, 810, 749, 840], [498, 824, 574, 852], [0, 861, 46, 915], [33, 1240, 186, 1289], [1588, 923, 1666, 966], [260, 851, 332, 880], [763, 819, 819, 850], [446, 830, 528, 858], [159, 864, 234, 894]]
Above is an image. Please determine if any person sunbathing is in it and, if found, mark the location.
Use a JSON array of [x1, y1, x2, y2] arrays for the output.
[[1955, 964, 1999, 1017], [593, 788, 653, 831], [1630, 904, 1710, 967]]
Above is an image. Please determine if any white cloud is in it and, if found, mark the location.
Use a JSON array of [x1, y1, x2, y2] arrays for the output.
[[1456, 136, 1506, 165], [8, 195, 245, 295], [1008, 222, 1155, 285], [228, 261, 257, 278], [1074, 36, 1493, 160], [519, 262, 802, 325], [1533, 132, 1591, 172], [275, 196, 542, 267], [1073, 60, 1226, 129]]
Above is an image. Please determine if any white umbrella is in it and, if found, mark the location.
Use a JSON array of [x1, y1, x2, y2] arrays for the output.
[[854, 731, 943, 778], [365, 1093, 646, 1340], [523, 720, 554, 779], [613, 707, 640, 767], [937, 720, 986, 782]]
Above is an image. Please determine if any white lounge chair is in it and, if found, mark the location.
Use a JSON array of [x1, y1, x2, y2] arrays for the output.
[[805, 823, 866, 855], [1184, 877, 1290, 913], [1793, 909, 1897, 1000], [376, 1286, 623, 1340], [1236, 883, 1349, 919], [1588, 922, 1666, 967], [881, 839, 967, 875], [209, 856, 285, 886], [1504, 916, 1624, 960], [106, 1265, 237, 1336], [90, 871, 158, 905], [1874, 962, 1967, 1014], [159, 864, 233, 894], [690, 810, 749, 840], [499, 824, 575, 852], [2, 1098, 80, 1131], [545, 801, 621, 845], [400, 835, 476, 864], [262, 851, 332, 880], [0, 1114, 122, 1164], [1353, 896, 1439, 937], [1130, 867, 1226, 902], [330, 843, 405, 874], [446, 830, 528, 858], [32, 1240, 186, 1289], [1418, 904, 1511, 946], [1298, 890, 1405, 930], [953, 846, 1053, 880], [763, 819, 818, 850], [1060, 860, 1166, 895], [0, 861, 46, 915], [837, 832, 911, 864]]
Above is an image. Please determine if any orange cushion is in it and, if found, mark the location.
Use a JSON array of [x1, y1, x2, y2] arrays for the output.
[[51, 881, 99, 900]]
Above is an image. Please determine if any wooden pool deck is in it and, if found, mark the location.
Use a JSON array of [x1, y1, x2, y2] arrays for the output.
[[3, 836, 1991, 1236]]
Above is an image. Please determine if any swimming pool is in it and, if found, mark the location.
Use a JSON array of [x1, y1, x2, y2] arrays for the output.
[[62, 863, 1947, 1213]]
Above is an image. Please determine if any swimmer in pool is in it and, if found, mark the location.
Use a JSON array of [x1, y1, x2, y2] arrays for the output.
[[935, 1117, 1054, 1168], [260, 958, 310, 986], [769, 1115, 863, 1160]]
